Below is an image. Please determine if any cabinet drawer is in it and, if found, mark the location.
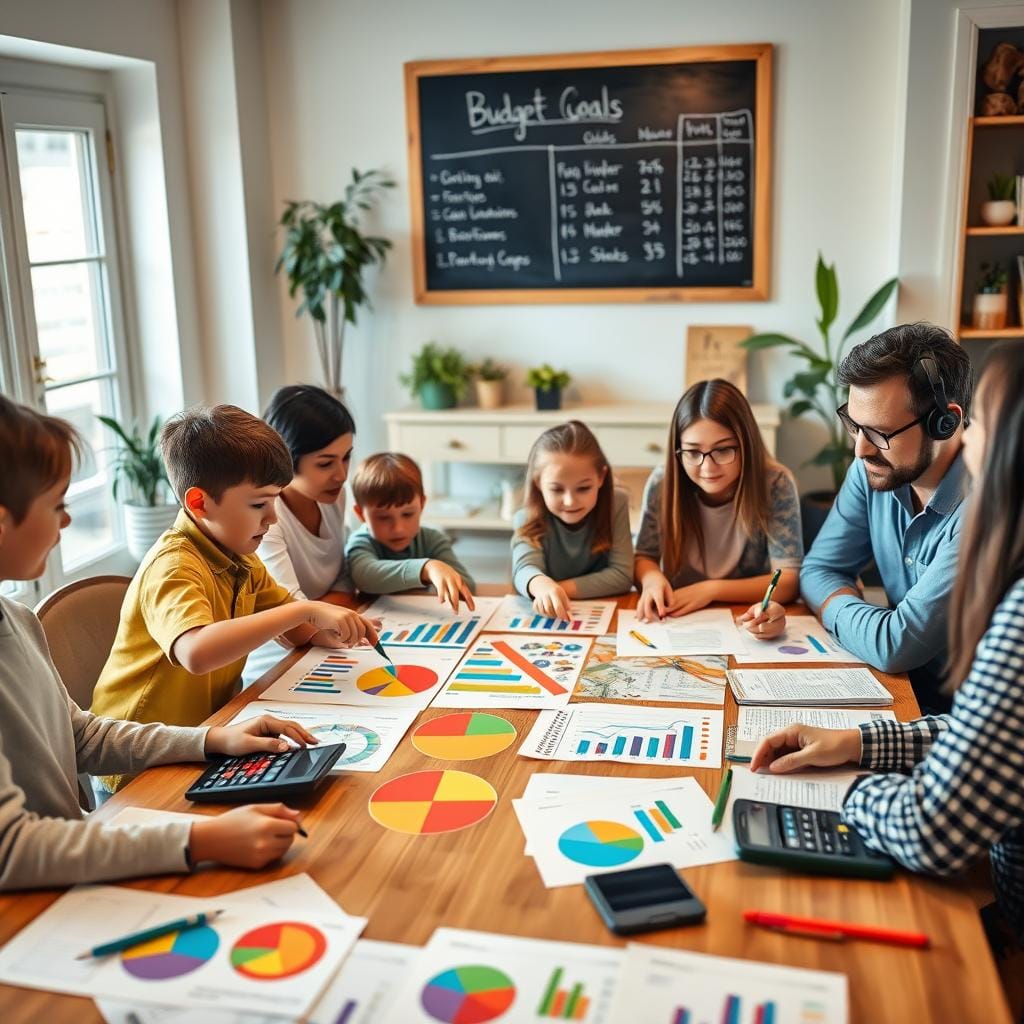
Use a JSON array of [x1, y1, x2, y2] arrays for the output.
[[396, 423, 502, 462], [596, 425, 671, 467]]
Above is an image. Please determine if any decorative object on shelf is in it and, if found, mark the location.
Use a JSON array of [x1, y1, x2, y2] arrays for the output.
[[469, 358, 507, 410], [526, 364, 571, 411], [980, 42, 1024, 116], [684, 325, 751, 393], [401, 343, 471, 410], [97, 415, 177, 562], [981, 173, 1017, 226], [972, 261, 1009, 331], [740, 254, 898, 544], [275, 168, 393, 397]]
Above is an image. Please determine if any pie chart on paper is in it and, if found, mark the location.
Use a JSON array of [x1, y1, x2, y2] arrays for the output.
[[420, 964, 516, 1023], [230, 921, 327, 980], [120, 924, 219, 980], [368, 769, 498, 835], [357, 664, 439, 697], [558, 820, 645, 867], [412, 712, 517, 761]]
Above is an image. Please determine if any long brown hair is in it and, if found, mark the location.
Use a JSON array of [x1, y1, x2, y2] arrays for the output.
[[516, 420, 614, 553], [947, 343, 1024, 687], [660, 379, 772, 580]]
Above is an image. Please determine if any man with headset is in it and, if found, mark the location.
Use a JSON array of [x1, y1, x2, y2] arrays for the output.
[[800, 322, 973, 713]]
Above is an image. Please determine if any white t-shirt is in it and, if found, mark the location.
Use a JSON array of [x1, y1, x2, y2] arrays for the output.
[[243, 494, 352, 685]]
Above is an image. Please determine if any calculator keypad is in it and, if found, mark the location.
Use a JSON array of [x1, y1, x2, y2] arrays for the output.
[[198, 752, 295, 791], [778, 806, 856, 856]]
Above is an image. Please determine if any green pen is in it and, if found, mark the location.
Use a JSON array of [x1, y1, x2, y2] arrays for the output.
[[75, 909, 224, 960], [710, 767, 733, 831], [760, 568, 782, 613]]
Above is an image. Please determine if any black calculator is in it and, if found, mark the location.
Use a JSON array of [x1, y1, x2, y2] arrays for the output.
[[185, 744, 346, 803], [733, 799, 894, 880]]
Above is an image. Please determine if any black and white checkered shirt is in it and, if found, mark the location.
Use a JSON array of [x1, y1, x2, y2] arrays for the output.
[[843, 578, 1024, 940]]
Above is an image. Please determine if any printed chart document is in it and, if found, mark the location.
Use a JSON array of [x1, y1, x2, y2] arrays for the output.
[[616, 608, 747, 656], [487, 594, 616, 635], [382, 928, 623, 1023], [513, 778, 736, 887], [258, 644, 459, 710], [731, 615, 864, 664], [361, 594, 501, 649], [431, 633, 592, 710], [576, 636, 727, 705], [520, 702, 724, 769], [727, 706, 897, 760], [228, 701, 418, 773], [0, 885, 364, 1018], [605, 943, 847, 1024], [727, 668, 893, 706]]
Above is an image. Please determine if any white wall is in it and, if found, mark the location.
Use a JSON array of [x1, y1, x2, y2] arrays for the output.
[[260, 0, 908, 491]]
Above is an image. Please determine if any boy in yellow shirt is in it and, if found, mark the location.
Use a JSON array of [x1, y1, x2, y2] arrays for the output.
[[92, 405, 377, 790]]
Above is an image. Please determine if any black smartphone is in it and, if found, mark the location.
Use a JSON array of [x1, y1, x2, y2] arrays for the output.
[[583, 863, 707, 935]]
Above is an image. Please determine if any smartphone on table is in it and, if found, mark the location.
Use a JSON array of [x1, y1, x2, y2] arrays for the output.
[[584, 863, 707, 935]]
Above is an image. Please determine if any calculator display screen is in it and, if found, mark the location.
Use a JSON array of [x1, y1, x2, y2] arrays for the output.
[[287, 746, 335, 776], [590, 864, 695, 911]]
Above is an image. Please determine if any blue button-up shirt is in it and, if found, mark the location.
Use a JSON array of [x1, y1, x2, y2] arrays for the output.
[[800, 452, 967, 709]]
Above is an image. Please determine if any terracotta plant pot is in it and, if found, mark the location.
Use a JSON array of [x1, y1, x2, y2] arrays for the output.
[[475, 378, 504, 409], [980, 200, 1017, 226], [972, 291, 1008, 330]]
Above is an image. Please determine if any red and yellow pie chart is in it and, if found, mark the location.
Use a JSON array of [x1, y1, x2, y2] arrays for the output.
[[357, 664, 438, 697], [229, 921, 326, 980], [412, 712, 517, 761], [369, 769, 497, 835]]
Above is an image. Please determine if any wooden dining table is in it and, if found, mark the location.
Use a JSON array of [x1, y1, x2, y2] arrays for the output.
[[0, 587, 1012, 1023]]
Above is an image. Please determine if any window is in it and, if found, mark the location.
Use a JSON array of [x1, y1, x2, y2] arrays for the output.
[[0, 90, 133, 599]]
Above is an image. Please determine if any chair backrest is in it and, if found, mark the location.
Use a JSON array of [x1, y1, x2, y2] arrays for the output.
[[35, 575, 132, 711]]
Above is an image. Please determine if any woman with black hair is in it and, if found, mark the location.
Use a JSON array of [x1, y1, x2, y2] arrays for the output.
[[244, 385, 356, 683]]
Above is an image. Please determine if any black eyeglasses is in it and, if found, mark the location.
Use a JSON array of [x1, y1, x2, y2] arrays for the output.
[[836, 403, 926, 451], [675, 446, 738, 467]]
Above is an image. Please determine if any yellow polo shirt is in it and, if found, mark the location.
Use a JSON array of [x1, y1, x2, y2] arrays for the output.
[[91, 510, 292, 789]]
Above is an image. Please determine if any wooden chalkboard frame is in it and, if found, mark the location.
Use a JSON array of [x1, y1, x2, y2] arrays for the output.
[[405, 43, 773, 305]]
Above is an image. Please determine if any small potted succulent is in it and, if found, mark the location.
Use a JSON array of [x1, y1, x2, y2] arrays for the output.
[[400, 342, 471, 410], [470, 358, 507, 410], [973, 262, 1010, 330], [981, 173, 1017, 226], [526, 364, 571, 411]]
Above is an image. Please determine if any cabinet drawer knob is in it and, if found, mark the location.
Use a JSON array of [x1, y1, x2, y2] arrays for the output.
[[646, 442, 663, 453], [447, 438, 464, 450]]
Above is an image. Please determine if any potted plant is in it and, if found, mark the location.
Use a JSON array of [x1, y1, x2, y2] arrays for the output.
[[401, 343, 471, 410], [526, 364, 571, 411], [981, 173, 1017, 226], [275, 168, 394, 397], [973, 261, 1009, 330], [98, 415, 177, 562], [470, 358, 507, 410], [740, 254, 899, 545]]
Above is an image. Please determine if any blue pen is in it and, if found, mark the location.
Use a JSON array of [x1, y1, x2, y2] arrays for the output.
[[75, 909, 225, 960]]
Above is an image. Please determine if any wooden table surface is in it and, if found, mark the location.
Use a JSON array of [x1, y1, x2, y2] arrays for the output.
[[0, 588, 1011, 1023]]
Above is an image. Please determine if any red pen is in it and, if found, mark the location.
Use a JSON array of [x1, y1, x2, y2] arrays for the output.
[[743, 909, 930, 949]]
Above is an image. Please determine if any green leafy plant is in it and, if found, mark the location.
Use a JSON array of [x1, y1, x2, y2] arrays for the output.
[[400, 342, 472, 398], [470, 358, 508, 381], [525, 364, 571, 391], [276, 168, 394, 393], [977, 261, 1009, 293], [97, 415, 170, 507], [988, 173, 1015, 201], [740, 254, 899, 492]]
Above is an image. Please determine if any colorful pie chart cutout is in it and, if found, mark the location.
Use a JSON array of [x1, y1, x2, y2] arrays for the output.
[[558, 820, 645, 867], [357, 664, 438, 697], [412, 712, 517, 761], [120, 924, 219, 980], [230, 921, 327, 980], [421, 964, 516, 1023], [369, 769, 497, 835]]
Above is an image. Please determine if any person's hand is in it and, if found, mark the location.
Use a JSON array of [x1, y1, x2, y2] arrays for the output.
[[302, 602, 379, 647], [736, 601, 787, 639], [529, 576, 572, 620], [636, 570, 673, 621], [750, 725, 862, 774], [667, 580, 717, 617], [205, 715, 319, 757], [422, 560, 475, 613], [189, 804, 303, 869]]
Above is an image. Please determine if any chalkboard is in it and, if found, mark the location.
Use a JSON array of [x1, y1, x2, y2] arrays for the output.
[[404, 45, 773, 304]]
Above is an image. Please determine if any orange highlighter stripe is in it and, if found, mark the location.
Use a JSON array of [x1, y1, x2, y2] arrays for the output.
[[490, 640, 568, 695]]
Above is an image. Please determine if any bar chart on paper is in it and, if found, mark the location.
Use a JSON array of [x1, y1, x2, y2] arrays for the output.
[[363, 595, 501, 650], [285, 653, 358, 696], [489, 596, 616, 636], [537, 965, 593, 1020]]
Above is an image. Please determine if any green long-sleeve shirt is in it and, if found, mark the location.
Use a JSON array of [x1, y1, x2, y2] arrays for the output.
[[345, 523, 476, 594]]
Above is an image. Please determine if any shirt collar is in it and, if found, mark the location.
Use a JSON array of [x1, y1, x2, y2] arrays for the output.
[[173, 509, 254, 577], [891, 449, 967, 518]]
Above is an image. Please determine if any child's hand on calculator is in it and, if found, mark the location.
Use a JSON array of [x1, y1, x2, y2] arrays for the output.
[[750, 724, 862, 774], [205, 714, 320, 757]]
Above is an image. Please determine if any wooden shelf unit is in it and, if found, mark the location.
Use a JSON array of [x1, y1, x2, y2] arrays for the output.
[[958, 326, 1024, 339]]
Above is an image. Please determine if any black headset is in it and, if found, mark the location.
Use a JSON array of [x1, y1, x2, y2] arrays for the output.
[[914, 356, 962, 441]]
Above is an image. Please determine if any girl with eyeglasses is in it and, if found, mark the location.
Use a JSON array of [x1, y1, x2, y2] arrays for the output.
[[634, 378, 803, 634]]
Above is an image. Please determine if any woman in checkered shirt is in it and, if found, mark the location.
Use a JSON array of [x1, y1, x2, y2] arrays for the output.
[[752, 341, 1024, 944]]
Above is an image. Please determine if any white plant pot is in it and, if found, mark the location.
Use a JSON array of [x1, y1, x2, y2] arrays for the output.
[[972, 291, 1009, 331], [980, 200, 1017, 226], [124, 503, 179, 562]]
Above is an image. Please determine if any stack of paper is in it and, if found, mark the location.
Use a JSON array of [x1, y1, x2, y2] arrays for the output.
[[727, 667, 893, 706]]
